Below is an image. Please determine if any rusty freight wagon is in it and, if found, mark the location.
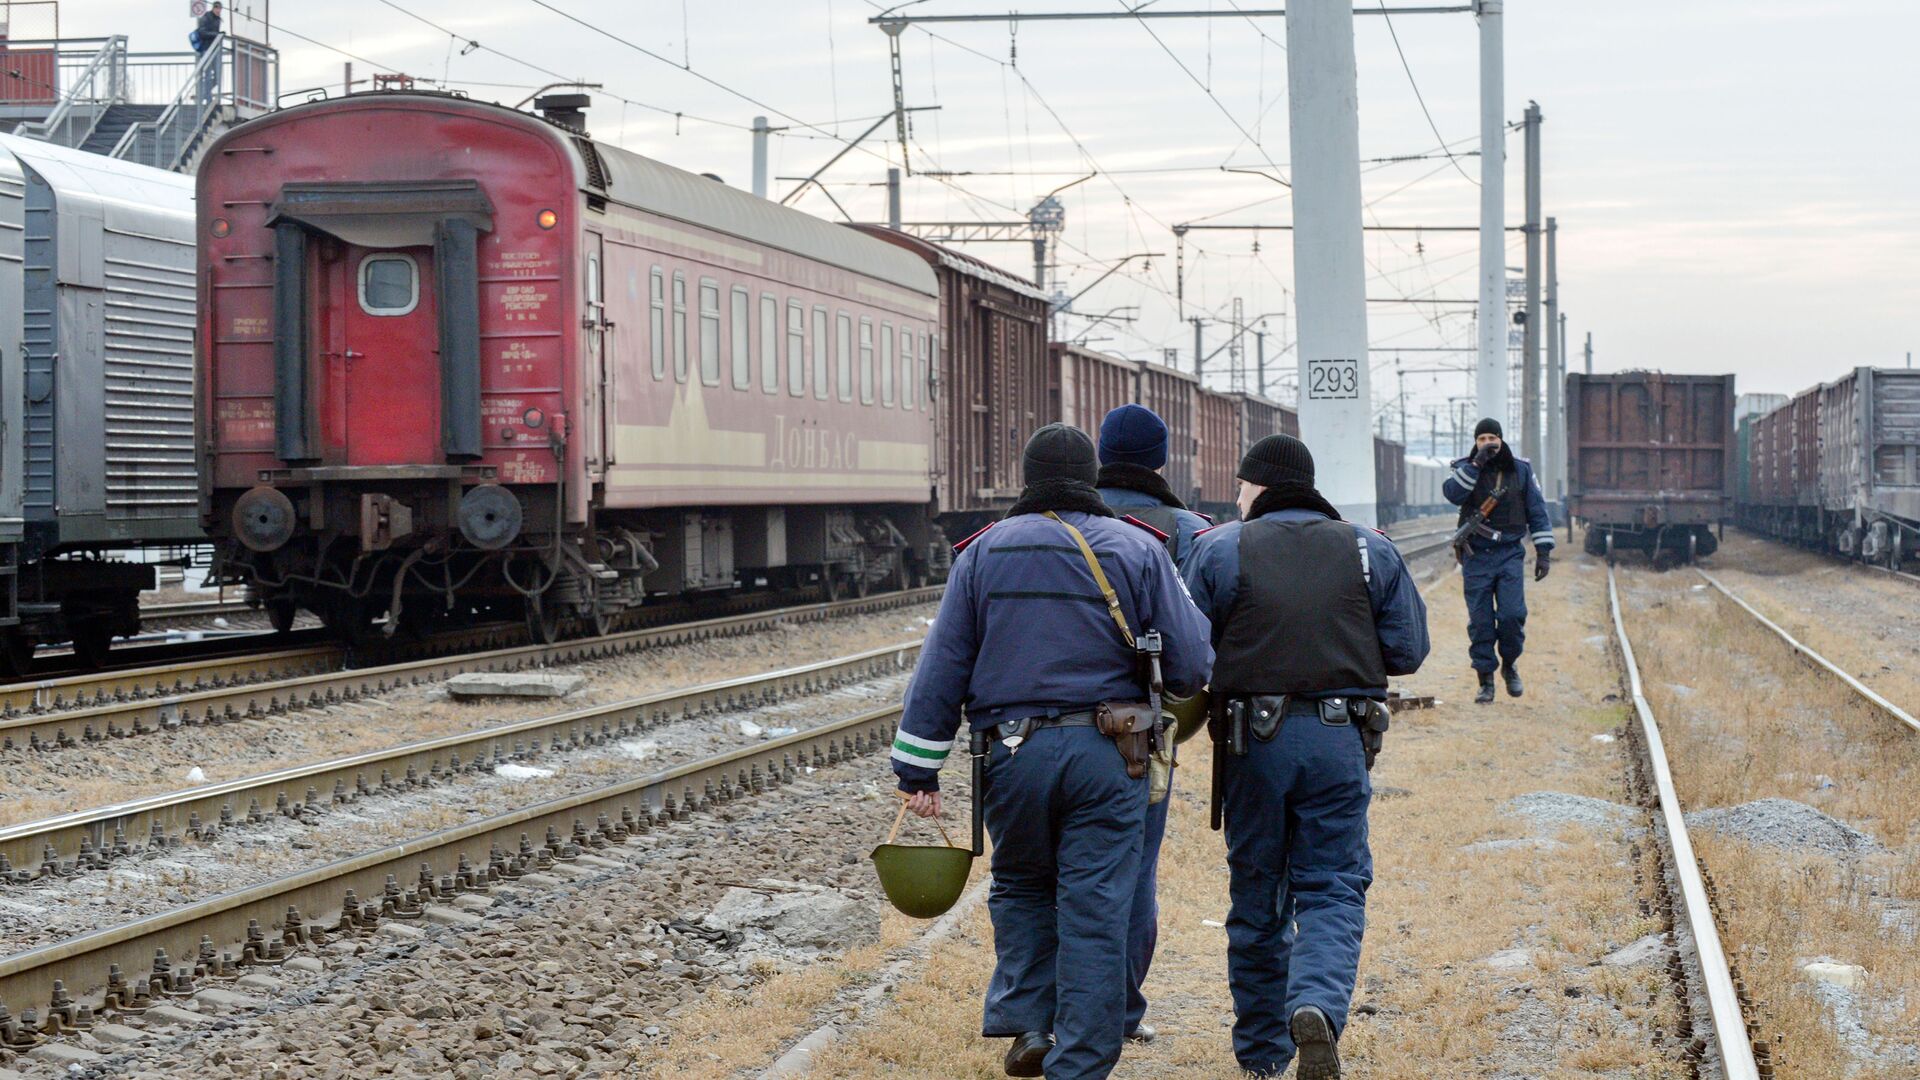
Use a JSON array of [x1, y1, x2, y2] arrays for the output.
[[1739, 388, 1820, 544], [1374, 437, 1408, 524], [1050, 342, 1137, 440], [1135, 359, 1198, 510], [1194, 386, 1243, 521], [201, 93, 947, 643], [849, 227, 1050, 538], [1813, 367, 1920, 567], [1566, 371, 1735, 562]]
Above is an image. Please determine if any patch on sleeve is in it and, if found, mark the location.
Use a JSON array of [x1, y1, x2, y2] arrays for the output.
[[1122, 515, 1170, 541], [951, 521, 994, 554]]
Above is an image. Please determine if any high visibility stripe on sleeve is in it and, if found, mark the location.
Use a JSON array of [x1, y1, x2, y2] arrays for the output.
[[891, 731, 953, 766], [1452, 466, 1475, 487], [1531, 531, 1557, 546]]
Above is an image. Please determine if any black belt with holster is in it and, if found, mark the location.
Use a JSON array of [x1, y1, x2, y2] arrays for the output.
[[1207, 694, 1391, 831], [988, 709, 1098, 746]]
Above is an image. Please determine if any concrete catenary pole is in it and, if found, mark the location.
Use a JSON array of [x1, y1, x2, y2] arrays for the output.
[[1521, 101, 1541, 460], [1584, 331, 1593, 375], [751, 116, 770, 199], [1544, 215, 1562, 503], [1287, 0, 1376, 524], [886, 168, 902, 229], [1476, 0, 1507, 435]]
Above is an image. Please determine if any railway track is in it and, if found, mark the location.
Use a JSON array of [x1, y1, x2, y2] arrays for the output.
[[1610, 558, 1920, 1078], [0, 587, 938, 753], [0, 640, 920, 884], [0, 696, 906, 1034], [1607, 565, 1764, 1079], [136, 599, 259, 631]]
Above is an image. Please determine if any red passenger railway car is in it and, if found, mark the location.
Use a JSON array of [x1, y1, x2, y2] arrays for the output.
[[199, 93, 948, 641]]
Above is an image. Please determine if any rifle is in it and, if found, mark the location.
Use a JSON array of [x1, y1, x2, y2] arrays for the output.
[[1450, 468, 1509, 561]]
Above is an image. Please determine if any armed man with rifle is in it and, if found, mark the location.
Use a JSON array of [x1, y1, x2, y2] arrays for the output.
[[891, 423, 1212, 1080], [1092, 403, 1212, 1046], [1444, 418, 1556, 704], [1182, 434, 1429, 1079]]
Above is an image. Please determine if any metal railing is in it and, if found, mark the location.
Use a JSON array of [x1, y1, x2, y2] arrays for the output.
[[8, 34, 277, 170]]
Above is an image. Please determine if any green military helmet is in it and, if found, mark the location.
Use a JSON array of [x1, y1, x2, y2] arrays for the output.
[[1166, 688, 1212, 745], [872, 798, 975, 919]]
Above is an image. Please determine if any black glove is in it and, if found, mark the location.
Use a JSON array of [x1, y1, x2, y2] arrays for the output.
[[1534, 551, 1551, 581], [1472, 443, 1498, 468]]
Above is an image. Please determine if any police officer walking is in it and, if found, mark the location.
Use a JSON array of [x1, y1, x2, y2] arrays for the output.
[[1444, 419, 1555, 704], [892, 423, 1213, 1079], [1183, 434, 1429, 1079], [1092, 402, 1211, 1046]]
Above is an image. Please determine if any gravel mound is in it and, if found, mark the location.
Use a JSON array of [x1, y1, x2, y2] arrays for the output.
[[1500, 791, 1635, 833], [1685, 796, 1883, 856]]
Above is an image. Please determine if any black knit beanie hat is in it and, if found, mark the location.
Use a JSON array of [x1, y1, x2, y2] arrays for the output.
[[1474, 417, 1503, 439], [1237, 433, 1315, 487], [1022, 423, 1100, 486]]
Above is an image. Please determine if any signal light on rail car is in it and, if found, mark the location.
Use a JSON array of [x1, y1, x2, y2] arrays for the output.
[[537, 209, 558, 230], [523, 407, 546, 429], [210, 218, 231, 238]]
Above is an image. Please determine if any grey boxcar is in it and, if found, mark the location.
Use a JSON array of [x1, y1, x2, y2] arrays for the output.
[[0, 134, 201, 669]]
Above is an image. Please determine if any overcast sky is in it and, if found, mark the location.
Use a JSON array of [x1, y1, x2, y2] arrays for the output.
[[70, 0, 1920, 441]]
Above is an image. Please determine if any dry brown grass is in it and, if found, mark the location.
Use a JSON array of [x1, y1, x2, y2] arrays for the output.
[[709, 552, 1689, 1078], [1620, 563, 1920, 1078]]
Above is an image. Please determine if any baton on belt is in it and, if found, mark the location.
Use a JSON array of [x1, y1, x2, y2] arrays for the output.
[[969, 727, 987, 857]]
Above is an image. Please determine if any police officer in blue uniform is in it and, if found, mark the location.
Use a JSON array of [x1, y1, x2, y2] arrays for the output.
[[1443, 418, 1555, 704], [892, 423, 1213, 1080], [1183, 434, 1429, 1079], [1091, 403, 1211, 1046]]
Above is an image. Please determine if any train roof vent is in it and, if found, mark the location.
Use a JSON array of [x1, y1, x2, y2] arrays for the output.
[[576, 138, 611, 192]]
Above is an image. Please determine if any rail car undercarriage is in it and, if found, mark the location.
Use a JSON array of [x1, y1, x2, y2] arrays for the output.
[[215, 478, 945, 645]]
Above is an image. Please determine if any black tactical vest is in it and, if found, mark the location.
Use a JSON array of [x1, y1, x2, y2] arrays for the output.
[[1126, 504, 1184, 562], [1458, 467, 1528, 531], [1212, 515, 1388, 695]]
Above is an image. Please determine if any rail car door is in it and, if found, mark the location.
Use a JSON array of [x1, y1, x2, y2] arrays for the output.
[[582, 232, 608, 480], [338, 245, 441, 465]]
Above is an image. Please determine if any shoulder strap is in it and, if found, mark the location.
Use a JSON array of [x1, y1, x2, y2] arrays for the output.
[[1127, 505, 1183, 560], [1044, 511, 1136, 649]]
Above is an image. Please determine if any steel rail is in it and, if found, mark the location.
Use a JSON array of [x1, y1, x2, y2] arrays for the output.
[[137, 600, 258, 630], [0, 588, 940, 752], [0, 703, 906, 1022], [1694, 569, 1920, 734], [0, 641, 922, 875], [1608, 566, 1762, 1080]]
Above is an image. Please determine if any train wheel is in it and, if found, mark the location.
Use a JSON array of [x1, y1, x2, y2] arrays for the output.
[[590, 599, 614, 638], [1604, 531, 1616, 567], [1687, 533, 1699, 564], [524, 594, 564, 645], [70, 623, 113, 670], [267, 597, 298, 635], [819, 570, 841, 603], [0, 631, 33, 677]]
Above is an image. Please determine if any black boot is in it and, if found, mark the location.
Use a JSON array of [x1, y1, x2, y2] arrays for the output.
[[1004, 1032, 1052, 1077], [1474, 672, 1495, 704], [1290, 1005, 1342, 1080], [1503, 663, 1523, 698]]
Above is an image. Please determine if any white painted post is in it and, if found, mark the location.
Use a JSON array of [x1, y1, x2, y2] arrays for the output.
[[1287, 0, 1376, 525], [1476, 0, 1508, 434]]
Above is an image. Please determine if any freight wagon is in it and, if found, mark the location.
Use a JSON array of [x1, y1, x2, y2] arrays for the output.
[[1566, 371, 1734, 562], [0, 135, 203, 670], [1049, 342, 1136, 440], [848, 226, 1050, 537], [201, 93, 949, 644], [1374, 438, 1408, 524], [1815, 368, 1920, 565], [1193, 386, 1242, 522], [1134, 359, 1198, 510]]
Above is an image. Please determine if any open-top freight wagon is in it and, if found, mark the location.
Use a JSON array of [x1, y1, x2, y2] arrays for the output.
[[1566, 371, 1735, 562], [1737, 368, 1920, 568]]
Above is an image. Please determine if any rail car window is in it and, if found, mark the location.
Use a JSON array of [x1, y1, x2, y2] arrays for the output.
[[760, 294, 779, 393], [649, 268, 666, 380], [813, 306, 830, 400], [699, 280, 721, 386], [836, 313, 853, 403], [879, 323, 894, 406], [672, 272, 688, 382], [858, 319, 874, 405], [357, 255, 418, 316], [730, 287, 751, 390], [900, 328, 914, 409], [786, 301, 805, 396]]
